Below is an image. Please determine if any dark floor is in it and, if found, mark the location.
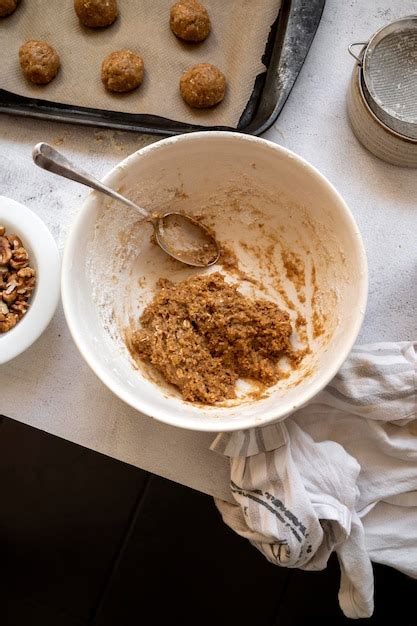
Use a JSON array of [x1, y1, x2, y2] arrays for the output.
[[0, 415, 416, 626]]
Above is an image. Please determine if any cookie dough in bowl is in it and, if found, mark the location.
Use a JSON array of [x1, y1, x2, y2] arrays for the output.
[[61, 132, 367, 433]]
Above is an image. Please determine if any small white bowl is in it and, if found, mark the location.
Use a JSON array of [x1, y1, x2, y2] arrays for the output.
[[0, 196, 60, 364], [62, 132, 368, 432]]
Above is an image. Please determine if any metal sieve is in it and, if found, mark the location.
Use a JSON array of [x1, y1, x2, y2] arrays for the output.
[[349, 16, 417, 140]]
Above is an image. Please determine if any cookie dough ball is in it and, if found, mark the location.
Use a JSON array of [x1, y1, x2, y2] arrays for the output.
[[170, 0, 211, 42], [0, 0, 19, 17], [74, 0, 118, 28], [19, 41, 60, 85], [180, 63, 226, 108], [101, 50, 144, 93]]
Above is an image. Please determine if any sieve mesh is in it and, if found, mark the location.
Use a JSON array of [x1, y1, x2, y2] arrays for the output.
[[367, 29, 417, 123]]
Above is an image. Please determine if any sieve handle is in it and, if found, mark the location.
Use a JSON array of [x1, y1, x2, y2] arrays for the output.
[[348, 42, 367, 65]]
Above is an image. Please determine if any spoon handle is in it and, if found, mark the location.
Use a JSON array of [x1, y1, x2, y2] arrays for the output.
[[32, 143, 148, 219]]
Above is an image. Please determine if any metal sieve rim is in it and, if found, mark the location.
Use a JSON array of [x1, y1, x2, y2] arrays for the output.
[[356, 68, 417, 144]]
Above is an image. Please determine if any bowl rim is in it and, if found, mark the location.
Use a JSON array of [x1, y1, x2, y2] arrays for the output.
[[0, 196, 60, 365], [61, 131, 368, 432]]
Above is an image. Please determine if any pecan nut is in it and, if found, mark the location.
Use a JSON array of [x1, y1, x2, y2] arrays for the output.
[[0, 313, 18, 332], [7, 234, 23, 250], [10, 246, 29, 269], [11, 299, 30, 319], [2, 281, 18, 304], [0, 236, 12, 265]]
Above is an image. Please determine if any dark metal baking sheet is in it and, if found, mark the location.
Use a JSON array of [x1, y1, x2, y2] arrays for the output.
[[0, 0, 325, 136]]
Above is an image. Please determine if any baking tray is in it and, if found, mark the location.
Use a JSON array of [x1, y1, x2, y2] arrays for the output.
[[0, 0, 325, 136]]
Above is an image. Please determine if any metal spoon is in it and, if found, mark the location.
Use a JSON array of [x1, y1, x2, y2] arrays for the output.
[[32, 143, 220, 267]]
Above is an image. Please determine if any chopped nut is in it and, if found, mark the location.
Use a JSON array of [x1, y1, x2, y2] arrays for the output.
[[4, 273, 21, 293], [7, 234, 23, 249], [5, 271, 18, 285], [8, 269, 35, 296], [18, 267, 35, 279], [0, 236, 12, 264], [2, 280, 17, 303], [4, 280, 17, 295], [11, 299, 29, 318], [10, 247, 29, 269], [3, 292, 17, 304], [0, 312, 18, 332], [0, 226, 35, 333]]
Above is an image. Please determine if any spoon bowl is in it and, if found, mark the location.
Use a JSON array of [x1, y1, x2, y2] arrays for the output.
[[155, 212, 219, 267]]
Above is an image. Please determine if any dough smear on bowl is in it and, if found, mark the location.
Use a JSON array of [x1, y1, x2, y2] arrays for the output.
[[128, 272, 304, 405], [0, 0, 19, 17], [170, 0, 211, 42], [74, 0, 118, 28], [180, 63, 226, 108], [19, 40, 60, 85], [101, 50, 144, 93]]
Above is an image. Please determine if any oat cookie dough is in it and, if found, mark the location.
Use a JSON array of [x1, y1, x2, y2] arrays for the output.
[[170, 0, 211, 43], [101, 50, 144, 93], [0, 0, 19, 18], [129, 272, 298, 405], [74, 0, 118, 28], [19, 40, 60, 85], [180, 63, 226, 108]]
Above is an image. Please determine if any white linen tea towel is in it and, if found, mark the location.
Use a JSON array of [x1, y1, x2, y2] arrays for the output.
[[212, 342, 417, 619]]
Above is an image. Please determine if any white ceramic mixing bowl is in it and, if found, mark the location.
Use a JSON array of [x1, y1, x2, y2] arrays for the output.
[[62, 132, 367, 432]]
